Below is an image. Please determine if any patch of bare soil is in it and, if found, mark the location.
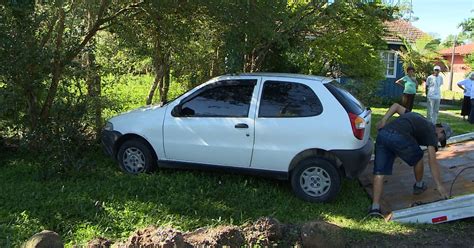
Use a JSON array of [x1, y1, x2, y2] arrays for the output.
[[184, 226, 244, 247], [86, 237, 112, 248], [105, 217, 345, 247], [83, 218, 474, 247], [117, 226, 185, 248]]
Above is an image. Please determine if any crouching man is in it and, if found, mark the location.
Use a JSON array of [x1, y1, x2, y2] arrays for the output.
[[369, 103, 453, 216]]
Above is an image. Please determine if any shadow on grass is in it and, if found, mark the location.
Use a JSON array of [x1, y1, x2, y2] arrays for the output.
[[0, 148, 371, 246], [1, 147, 473, 247]]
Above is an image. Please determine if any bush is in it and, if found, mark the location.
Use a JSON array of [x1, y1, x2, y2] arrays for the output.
[[23, 87, 96, 179]]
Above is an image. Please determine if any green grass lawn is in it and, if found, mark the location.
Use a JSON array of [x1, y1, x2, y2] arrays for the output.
[[1, 79, 473, 247], [1, 104, 473, 247], [0, 148, 459, 247]]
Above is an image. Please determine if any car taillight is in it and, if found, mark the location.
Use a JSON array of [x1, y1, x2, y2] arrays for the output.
[[348, 113, 365, 140]]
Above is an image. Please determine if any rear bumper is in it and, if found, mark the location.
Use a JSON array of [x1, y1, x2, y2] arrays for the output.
[[101, 130, 122, 159], [330, 138, 373, 179]]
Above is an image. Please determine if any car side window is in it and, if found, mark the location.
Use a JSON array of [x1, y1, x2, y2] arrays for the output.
[[259, 81, 323, 118], [180, 80, 256, 117]]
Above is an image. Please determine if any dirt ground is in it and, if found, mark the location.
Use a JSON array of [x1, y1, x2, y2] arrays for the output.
[[82, 217, 474, 248]]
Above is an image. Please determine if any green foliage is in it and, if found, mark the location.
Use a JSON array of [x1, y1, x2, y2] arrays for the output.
[[466, 53, 474, 71], [459, 15, 474, 40], [398, 35, 446, 81]]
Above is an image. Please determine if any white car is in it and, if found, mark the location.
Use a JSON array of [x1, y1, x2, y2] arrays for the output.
[[102, 73, 373, 202]]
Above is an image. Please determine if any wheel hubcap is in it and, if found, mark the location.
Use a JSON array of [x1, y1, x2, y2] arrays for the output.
[[300, 166, 332, 197], [122, 147, 146, 173]]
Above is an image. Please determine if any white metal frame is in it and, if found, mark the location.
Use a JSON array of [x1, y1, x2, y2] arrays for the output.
[[390, 194, 474, 224], [380, 50, 398, 79]]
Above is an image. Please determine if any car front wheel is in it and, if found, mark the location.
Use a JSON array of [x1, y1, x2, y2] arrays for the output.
[[117, 139, 157, 174], [291, 157, 341, 202]]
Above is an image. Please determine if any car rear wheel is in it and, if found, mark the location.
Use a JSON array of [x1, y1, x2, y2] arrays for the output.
[[117, 139, 157, 174], [291, 157, 341, 202]]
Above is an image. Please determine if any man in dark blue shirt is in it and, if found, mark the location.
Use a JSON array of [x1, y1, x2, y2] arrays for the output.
[[369, 103, 453, 217]]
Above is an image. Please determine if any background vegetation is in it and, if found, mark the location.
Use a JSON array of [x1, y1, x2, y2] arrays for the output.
[[1, 1, 473, 247]]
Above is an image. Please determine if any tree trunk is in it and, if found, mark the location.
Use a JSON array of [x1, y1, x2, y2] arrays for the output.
[[86, 9, 102, 137], [25, 89, 39, 129], [146, 38, 165, 105], [210, 47, 220, 77], [40, 7, 65, 122], [160, 62, 170, 104]]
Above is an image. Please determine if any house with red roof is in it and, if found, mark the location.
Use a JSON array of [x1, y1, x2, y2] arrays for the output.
[[436, 43, 473, 93], [439, 43, 473, 74], [379, 19, 426, 97]]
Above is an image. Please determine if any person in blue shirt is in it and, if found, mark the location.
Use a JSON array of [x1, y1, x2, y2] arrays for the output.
[[395, 66, 417, 112], [457, 72, 473, 121]]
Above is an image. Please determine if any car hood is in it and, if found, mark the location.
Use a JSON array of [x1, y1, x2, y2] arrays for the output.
[[109, 104, 166, 123]]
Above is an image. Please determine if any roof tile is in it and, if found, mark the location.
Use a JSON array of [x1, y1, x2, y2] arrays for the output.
[[383, 20, 426, 43]]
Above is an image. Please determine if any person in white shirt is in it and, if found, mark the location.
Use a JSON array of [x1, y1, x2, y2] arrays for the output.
[[426, 65, 443, 124], [457, 72, 474, 121]]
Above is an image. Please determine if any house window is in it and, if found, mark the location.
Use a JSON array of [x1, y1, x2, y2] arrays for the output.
[[381, 51, 397, 78]]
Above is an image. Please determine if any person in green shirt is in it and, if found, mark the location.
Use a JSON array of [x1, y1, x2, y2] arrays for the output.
[[395, 66, 417, 112]]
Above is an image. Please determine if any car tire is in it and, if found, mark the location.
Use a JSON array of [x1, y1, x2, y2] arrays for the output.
[[291, 157, 341, 203], [117, 139, 157, 174]]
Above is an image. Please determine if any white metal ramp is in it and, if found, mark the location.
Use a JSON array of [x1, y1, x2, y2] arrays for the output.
[[389, 194, 474, 224]]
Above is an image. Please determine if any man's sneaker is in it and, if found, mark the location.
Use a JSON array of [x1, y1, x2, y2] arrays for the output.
[[413, 182, 427, 195], [368, 208, 384, 218]]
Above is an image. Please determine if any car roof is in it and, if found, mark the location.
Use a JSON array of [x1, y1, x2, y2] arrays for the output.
[[220, 72, 334, 84]]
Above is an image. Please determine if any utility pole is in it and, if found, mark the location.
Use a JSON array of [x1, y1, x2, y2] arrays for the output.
[[449, 35, 457, 91]]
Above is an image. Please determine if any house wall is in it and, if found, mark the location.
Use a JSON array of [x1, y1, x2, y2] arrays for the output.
[[379, 44, 404, 98], [440, 54, 472, 94], [440, 72, 470, 94], [444, 55, 471, 73]]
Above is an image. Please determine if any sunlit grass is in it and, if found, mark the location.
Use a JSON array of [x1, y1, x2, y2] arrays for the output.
[[1, 78, 472, 247]]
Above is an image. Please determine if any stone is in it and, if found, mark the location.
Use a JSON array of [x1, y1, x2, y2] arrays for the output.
[[300, 221, 345, 248], [22, 230, 64, 248]]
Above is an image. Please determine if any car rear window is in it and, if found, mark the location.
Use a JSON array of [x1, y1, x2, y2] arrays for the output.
[[324, 82, 365, 114]]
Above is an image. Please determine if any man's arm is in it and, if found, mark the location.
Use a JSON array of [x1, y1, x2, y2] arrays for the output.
[[457, 80, 465, 91], [427, 146, 448, 199], [377, 103, 406, 129]]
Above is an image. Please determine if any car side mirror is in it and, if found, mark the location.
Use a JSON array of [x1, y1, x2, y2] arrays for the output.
[[181, 107, 195, 116], [172, 104, 182, 117]]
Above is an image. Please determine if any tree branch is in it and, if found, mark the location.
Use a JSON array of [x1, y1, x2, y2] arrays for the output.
[[62, 1, 143, 66], [40, 10, 59, 47]]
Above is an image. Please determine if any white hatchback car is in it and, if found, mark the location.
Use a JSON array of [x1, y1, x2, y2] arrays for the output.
[[102, 73, 373, 202]]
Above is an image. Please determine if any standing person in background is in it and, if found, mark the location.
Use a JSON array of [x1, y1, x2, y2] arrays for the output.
[[395, 66, 417, 112], [469, 78, 474, 124], [457, 72, 473, 121], [426, 65, 443, 124]]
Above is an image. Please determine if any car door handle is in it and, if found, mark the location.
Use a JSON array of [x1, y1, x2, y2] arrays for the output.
[[234, 123, 249, 129]]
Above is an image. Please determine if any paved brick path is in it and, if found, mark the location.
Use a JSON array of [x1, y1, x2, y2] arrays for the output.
[[359, 140, 474, 213]]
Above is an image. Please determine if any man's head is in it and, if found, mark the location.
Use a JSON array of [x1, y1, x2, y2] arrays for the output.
[[469, 72, 474, 80], [435, 123, 453, 147], [433, 65, 441, 76]]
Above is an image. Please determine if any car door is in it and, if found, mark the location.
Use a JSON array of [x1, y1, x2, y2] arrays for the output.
[[163, 78, 260, 167]]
